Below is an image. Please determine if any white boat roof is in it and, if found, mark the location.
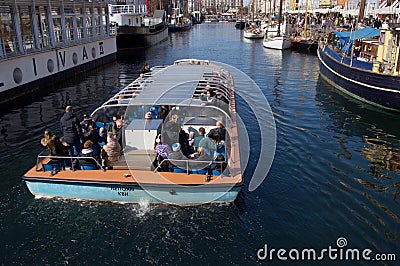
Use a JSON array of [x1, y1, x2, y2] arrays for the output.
[[91, 59, 238, 117], [133, 64, 216, 105]]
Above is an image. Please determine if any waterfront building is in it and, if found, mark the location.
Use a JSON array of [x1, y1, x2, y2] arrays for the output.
[[0, 0, 116, 104]]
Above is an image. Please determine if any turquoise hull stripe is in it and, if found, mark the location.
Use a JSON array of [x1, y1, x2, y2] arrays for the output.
[[25, 181, 241, 204]]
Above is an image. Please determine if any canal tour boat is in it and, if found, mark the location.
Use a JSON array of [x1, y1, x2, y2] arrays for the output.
[[23, 59, 243, 205]]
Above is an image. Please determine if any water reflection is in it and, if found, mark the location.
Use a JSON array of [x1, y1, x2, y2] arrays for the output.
[[315, 76, 400, 241]]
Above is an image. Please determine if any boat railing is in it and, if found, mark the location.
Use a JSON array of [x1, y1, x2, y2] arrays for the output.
[[174, 59, 210, 65], [0, 25, 112, 61], [109, 4, 146, 15], [91, 68, 167, 114], [36, 151, 104, 172], [154, 158, 228, 177]]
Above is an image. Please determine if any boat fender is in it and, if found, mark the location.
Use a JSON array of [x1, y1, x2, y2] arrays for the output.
[[378, 63, 385, 73]]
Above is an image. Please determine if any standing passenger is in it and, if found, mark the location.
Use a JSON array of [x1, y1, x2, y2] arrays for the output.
[[60, 106, 82, 156]]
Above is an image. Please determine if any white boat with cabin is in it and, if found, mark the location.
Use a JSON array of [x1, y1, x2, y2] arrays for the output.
[[108, 1, 168, 50]]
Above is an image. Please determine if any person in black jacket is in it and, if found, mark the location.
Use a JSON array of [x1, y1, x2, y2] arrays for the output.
[[60, 106, 82, 156]]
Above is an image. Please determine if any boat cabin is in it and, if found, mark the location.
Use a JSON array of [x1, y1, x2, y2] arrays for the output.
[[89, 59, 237, 176]]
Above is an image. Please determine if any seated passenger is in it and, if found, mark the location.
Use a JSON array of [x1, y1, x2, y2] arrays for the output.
[[98, 127, 107, 144], [190, 147, 212, 161], [40, 129, 66, 157], [101, 133, 121, 169], [82, 124, 101, 154], [80, 114, 95, 134], [153, 135, 172, 171], [200, 89, 218, 106], [159, 105, 169, 121], [193, 127, 206, 151], [189, 147, 213, 172], [179, 128, 189, 156], [167, 143, 187, 170], [198, 134, 217, 156], [214, 121, 226, 142], [209, 154, 227, 175], [187, 132, 195, 154], [73, 140, 100, 169]]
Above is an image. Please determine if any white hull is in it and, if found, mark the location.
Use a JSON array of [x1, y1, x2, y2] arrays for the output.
[[244, 31, 264, 39], [0, 0, 117, 104], [263, 36, 291, 50], [0, 38, 117, 96]]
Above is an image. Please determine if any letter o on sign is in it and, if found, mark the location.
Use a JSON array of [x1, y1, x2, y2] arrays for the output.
[[13, 68, 23, 84], [72, 52, 78, 65], [47, 59, 54, 73]]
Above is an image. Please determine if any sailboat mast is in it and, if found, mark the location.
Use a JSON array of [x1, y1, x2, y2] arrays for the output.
[[358, 0, 366, 23], [264, 0, 267, 15], [252, 1, 254, 23], [277, 0, 283, 36], [304, 0, 308, 37]]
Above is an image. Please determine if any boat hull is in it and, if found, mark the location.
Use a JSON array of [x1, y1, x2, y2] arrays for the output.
[[263, 36, 291, 50], [244, 31, 264, 39], [116, 25, 168, 50], [317, 45, 400, 111], [24, 179, 241, 204], [235, 20, 246, 29], [168, 23, 191, 32], [0, 38, 117, 105], [291, 39, 318, 54]]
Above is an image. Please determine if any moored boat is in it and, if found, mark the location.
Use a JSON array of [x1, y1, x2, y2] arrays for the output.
[[244, 1, 263, 39], [108, 2, 168, 50], [290, 0, 318, 54], [244, 27, 264, 39], [262, 0, 291, 50], [235, 19, 246, 29], [317, 25, 400, 111], [263, 35, 292, 50], [23, 59, 244, 205], [168, 7, 191, 32], [291, 38, 318, 54], [0, 0, 117, 105]]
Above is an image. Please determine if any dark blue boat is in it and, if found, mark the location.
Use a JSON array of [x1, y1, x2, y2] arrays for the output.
[[317, 26, 400, 112]]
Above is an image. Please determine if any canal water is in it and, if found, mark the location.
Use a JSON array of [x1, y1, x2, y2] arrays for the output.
[[0, 23, 399, 264]]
